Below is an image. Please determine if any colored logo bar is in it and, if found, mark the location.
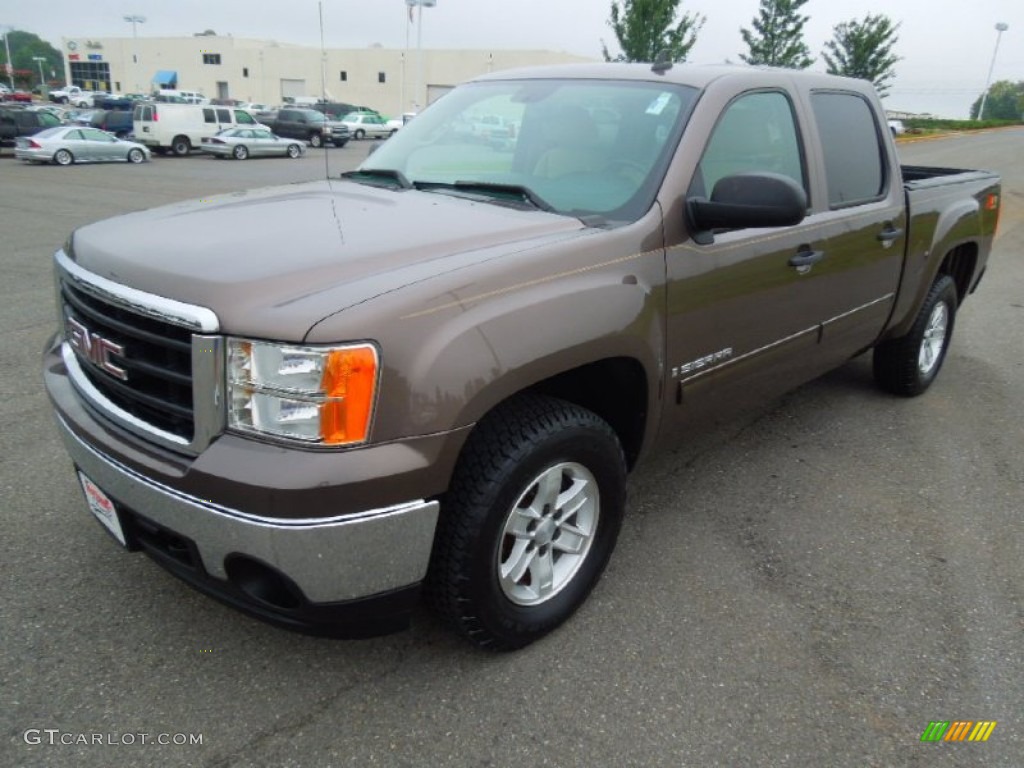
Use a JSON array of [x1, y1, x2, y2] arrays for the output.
[[921, 721, 997, 742]]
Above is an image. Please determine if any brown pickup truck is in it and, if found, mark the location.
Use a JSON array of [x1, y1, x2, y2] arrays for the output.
[[43, 63, 1001, 650]]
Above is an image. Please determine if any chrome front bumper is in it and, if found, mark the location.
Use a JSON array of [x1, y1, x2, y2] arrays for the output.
[[55, 413, 440, 605]]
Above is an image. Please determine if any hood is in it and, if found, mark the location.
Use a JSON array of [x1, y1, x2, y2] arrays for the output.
[[69, 179, 584, 339]]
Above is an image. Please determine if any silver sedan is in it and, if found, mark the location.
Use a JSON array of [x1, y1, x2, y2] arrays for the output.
[[15, 126, 150, 165], [200, 127, 305, 160]]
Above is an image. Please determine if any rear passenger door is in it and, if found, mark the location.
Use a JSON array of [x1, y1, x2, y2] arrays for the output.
[[802, 90, 906, 364]]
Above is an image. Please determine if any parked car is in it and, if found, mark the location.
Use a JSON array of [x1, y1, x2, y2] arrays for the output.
[[2, 90, 33, 103], [308, 102, 380, 120], [339, 112, 392, 139], [265, 107, 349, 147], [200, 127, 305, 159], [0, 106, 63, 146], [385, 112, 416, 135], [15, 126, 150, 165], [88, 109, 135, 138]]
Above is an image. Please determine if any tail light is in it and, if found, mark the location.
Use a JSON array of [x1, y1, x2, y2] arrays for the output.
[[28, 139, 42, 149]]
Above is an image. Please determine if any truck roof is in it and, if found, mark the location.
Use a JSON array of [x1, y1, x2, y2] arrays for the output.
[[474, 62, 876, 95]]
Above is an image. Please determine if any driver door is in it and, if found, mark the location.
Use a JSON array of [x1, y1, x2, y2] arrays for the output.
[[664, 89, 827, 427]]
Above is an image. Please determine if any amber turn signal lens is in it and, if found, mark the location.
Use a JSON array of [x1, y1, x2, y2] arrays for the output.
[[320, 346, 378, 444]]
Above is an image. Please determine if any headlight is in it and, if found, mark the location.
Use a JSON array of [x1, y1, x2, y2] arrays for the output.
[[227, 339, 378, 446]]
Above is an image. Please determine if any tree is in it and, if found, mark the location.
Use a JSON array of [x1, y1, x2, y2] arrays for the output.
[[822, 14, 901, 96], [970, 80, 1024, 121], [602, 0, 705, 63], [740, 0, 813, 69], [0, 29, 64, 87]]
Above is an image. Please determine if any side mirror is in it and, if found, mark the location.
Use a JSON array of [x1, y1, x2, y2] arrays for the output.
[[687, 172, 807, 245]]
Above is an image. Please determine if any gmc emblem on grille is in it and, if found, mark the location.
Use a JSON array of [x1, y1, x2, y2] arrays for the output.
[[66, 316, 128, 381]]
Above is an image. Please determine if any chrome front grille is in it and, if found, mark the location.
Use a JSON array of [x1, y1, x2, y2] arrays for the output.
[[55, 250, 224, 456], [61, 280, 196, 439]]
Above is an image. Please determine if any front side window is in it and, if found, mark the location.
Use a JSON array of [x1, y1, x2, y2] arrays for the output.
[[235, 110, 255, 124], [811, 91, 886, 207], [692, 90, 806, 200], [203, 108, 216, 124], [359, 78, 697, 223]]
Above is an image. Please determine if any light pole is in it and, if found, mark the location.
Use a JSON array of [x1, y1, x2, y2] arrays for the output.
[[2, 26, 14, 90], [123, 14, 146, 93], [405, 0, 436, 113], [978, 22, 1008, 120], [32, 55, 45, 88]]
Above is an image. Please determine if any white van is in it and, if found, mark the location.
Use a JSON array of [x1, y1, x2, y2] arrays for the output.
[[132, 103, 268, 155]]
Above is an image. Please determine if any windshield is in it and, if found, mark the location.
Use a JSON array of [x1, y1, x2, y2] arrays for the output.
[[357, 78, 697, 222]]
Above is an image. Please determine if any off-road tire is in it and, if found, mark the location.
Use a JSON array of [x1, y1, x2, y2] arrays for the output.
[[873, 274, 958, 396], [426, 394, 626, 651]]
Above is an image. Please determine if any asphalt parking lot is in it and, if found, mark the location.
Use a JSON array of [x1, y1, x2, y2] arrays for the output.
[[2, 130, 1022, 767]]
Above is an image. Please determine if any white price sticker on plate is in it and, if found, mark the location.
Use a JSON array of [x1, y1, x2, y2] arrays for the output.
[[78, 472, 127, 546]]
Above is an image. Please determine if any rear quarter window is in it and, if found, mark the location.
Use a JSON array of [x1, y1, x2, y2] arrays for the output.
[[811, 91, 887, 207]]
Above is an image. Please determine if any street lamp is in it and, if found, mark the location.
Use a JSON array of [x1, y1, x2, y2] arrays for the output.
[[978, 22, 1008, 120], [2, 26, 14, 90], [405, 0, 436, 112], [123, 14, 146, 93], [32, 55, 46, 87]]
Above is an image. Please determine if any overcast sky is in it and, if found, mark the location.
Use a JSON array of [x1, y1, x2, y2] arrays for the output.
[[5, 0, 1022, 117]]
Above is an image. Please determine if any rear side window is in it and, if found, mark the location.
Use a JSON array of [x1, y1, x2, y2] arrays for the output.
[[203, 108, 216, 124], [811, 92, 886, 207], [216, 108, 231, 122]]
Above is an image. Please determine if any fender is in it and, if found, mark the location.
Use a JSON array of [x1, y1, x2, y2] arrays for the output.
[[884, 194, 982, 339]]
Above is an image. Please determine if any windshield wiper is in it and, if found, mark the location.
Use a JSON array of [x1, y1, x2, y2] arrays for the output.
[[340, 169, 412, 189], [413, 180, 556, 213]]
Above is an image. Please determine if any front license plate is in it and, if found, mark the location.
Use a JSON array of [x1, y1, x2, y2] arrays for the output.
[[78, 472, 126, 547]]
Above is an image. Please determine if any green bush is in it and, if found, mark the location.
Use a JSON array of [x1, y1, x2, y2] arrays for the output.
[[903, 118, 1020, 132]]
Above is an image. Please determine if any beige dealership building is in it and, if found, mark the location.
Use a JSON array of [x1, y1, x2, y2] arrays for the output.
[[60, 34, 593, 114]]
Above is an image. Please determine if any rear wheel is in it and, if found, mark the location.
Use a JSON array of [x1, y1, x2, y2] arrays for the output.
[[127, 148, 145, 164], [232, 144, 249, 160], [354, 128, 365, 140], [873, 274, 958, 396], [54, 149, 74, 166], [286, 143, 301, 159], [426, 395, 626, 650], [171, 136, 191, 156]]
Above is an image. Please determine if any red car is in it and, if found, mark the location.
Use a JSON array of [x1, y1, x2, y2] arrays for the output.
[[2, 91, 33, 103]]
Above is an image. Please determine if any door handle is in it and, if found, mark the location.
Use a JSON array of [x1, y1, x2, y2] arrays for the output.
[[788, 249, 825, 268], [877, 225, 904, 243]]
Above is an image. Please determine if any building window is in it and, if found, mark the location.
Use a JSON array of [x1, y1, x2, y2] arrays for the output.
[[242, 67, 249, 78], [340, 71, 347, 82], [378, 72, 386, 84], [202, 53, 222, 65]]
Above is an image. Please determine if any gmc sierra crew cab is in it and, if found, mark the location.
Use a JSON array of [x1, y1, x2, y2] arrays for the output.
[[43, 63, 1001, 650]]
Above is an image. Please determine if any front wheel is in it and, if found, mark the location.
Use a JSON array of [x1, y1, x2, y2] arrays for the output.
[[127, 148, 145, 164], [426, 395, 626, 650], [873, 274, 958, 396], [309, 133, 322, 148], [286, 143, 301, 158]]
